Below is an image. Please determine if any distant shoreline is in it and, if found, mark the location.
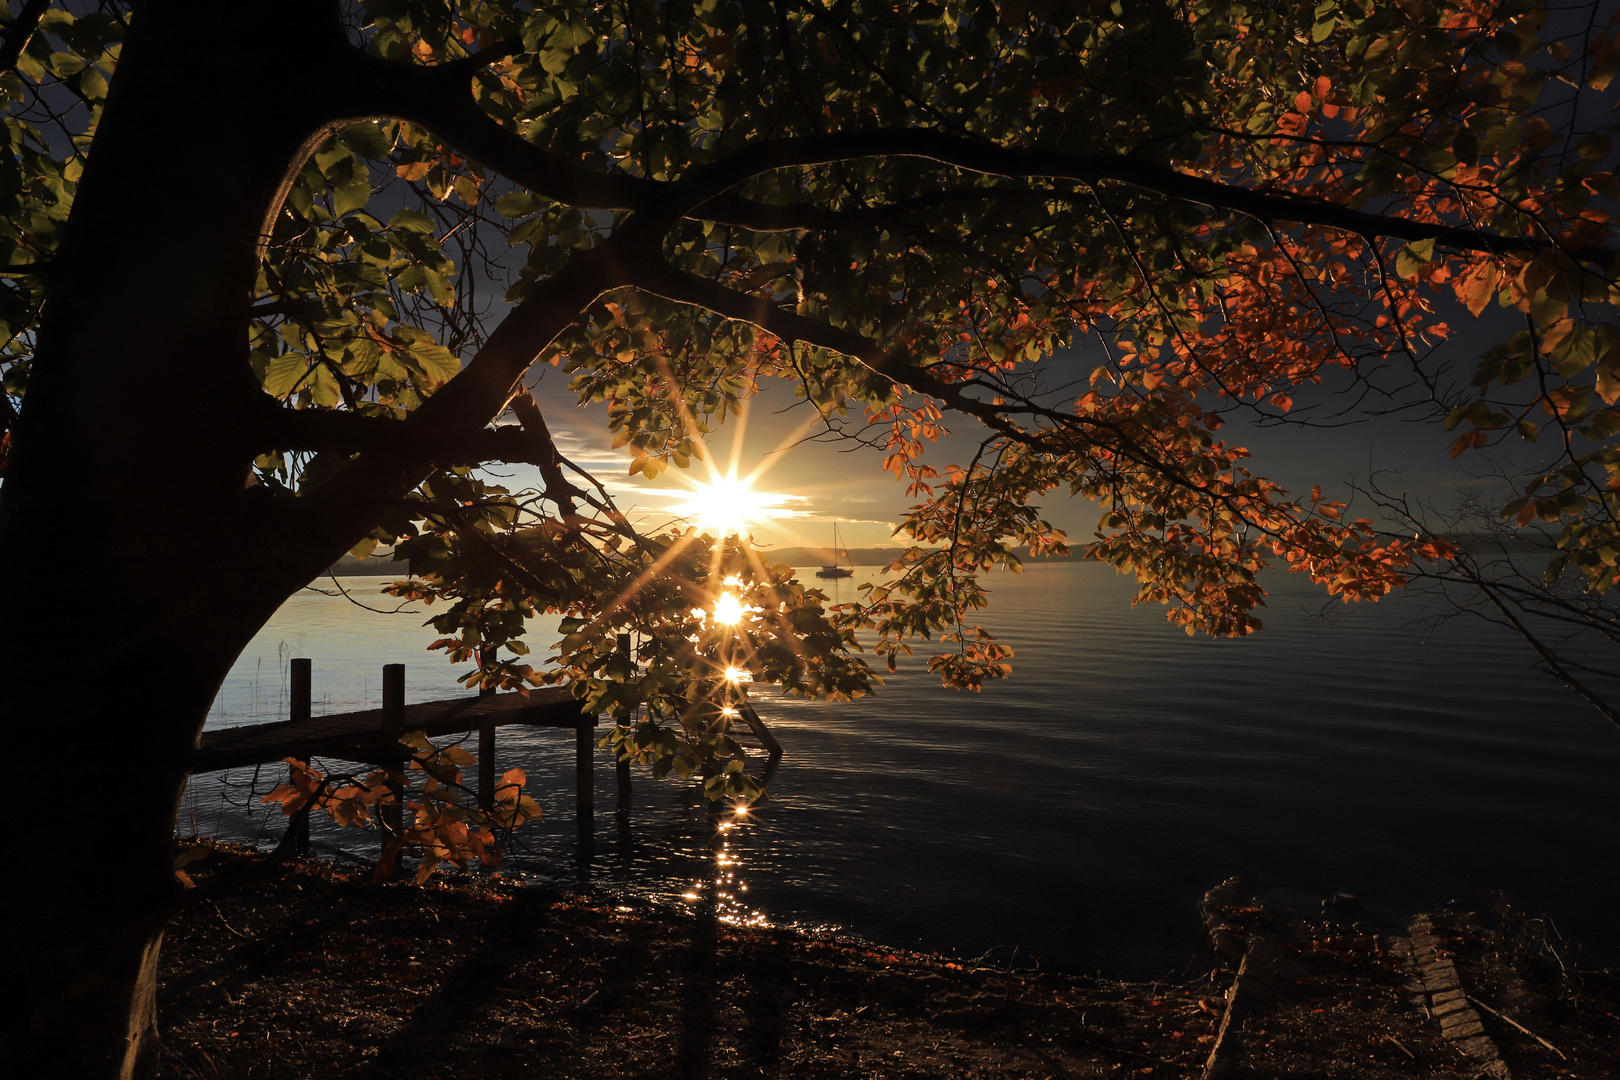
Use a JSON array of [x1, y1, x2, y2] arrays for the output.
[[321, 546, 1077, 579], [323, 533, 1549, 580]]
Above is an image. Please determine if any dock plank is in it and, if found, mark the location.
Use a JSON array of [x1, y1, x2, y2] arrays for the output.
[[193, 687, 589, 773]]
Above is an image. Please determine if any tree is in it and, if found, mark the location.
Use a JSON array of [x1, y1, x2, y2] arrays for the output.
[[1, 0, 1615, 1075]]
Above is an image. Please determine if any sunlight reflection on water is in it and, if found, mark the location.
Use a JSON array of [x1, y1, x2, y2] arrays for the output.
[[189, 562, 1620, 977]]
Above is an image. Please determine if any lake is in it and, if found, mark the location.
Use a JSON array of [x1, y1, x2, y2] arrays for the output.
[[189, 560, 1620, 977]]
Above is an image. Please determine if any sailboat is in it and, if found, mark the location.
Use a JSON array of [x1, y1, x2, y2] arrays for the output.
[[815, 523, 854, 579]]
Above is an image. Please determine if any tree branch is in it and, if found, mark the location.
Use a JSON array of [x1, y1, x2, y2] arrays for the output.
[[671, 129, 1616, 265], [375, 495, 563, 602], [627, 260, 1315, 537], [629, 258, 1097, 446], [0, 0, 51, 76], [1455, 557, 1620, 729], [292, 238, 634, 543], [629, 257, 899, 376], [631, 257, 1086, 436], [451, 36, 523, 72], [385, 52, 1614, 267], [695, 186, 1056, 233], [791, 0, 939, 122], [247, 405, 560, 469], [507, 390, 586, 515], [381, 59, 661, 211]]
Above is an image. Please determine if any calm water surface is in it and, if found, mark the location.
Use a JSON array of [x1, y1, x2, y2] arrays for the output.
[[190, 561, 1620, 977]]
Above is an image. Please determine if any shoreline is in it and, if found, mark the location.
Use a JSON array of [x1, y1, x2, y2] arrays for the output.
[[156, 841, 1620, 1078]]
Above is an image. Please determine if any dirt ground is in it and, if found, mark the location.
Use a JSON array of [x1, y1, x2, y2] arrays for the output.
[[155, 841, 1620, 1079]]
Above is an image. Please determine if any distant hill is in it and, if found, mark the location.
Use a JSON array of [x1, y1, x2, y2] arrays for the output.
[[324, 552, 408, 577], [759, 546, 906, 567], [743, 546, 1076, 567], [321, 545, 1073, 581]]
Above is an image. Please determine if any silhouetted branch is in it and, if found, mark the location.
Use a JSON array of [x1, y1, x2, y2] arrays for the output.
[[0, 0, 51, 75], [249, 406, 560, 469], [382, 55, 1611, 266], [507, 390, 585, 515]]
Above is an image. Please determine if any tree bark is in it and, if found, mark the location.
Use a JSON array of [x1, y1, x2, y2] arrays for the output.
[[0, 3, 604, 1075], [0, 4, 350, 1075]]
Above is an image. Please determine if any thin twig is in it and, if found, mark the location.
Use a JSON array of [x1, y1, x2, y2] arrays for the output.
[[208, 901, 255, 941], [1200, 952, 1249, 1080], [1466, 993, 1569, 1060], [1380, 1033, 1416, 1059]]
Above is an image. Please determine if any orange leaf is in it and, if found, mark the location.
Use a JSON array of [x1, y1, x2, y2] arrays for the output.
[[1450, 431, 1487, 458], [1598, 362, 1620, 405]]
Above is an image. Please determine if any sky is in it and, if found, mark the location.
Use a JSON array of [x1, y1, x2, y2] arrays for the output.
[[503, 367, 913, 553], [489, 309, 1523, 557]]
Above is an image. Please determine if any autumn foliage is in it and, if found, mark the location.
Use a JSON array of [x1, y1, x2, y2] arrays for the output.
[[6, 1, 1620, 1073], [258, 733, 541, 884], [3, 0, 1619, 843]]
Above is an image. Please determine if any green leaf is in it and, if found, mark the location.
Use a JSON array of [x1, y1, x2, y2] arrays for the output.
[[1529, 288, 1569, 329], [340, 121, 393, 160], [422, 266, 455, 305], [78, 66, 108, 100], [388, 208, 437, 235], [258, 352, 309, 399], [401, 341, 460, 388], [1549, 325, 1599, 376], [308, 361, 342, 408], [494, 191, 544, 219], [1394, 238, 1436, 278], [333, 170, 372, 218]]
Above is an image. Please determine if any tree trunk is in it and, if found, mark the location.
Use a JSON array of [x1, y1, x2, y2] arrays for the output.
[[0, 2, 625, 1070], [0, 4, 388, 1075]]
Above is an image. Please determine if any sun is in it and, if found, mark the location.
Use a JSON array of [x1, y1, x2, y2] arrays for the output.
[[669, 470, 797, 537]]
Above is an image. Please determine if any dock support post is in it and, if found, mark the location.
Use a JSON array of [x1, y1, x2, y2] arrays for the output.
[[615, 633, 632, 803], [478, 719, 496, 812], [289, 658, 311, 854], [576, 717, 594, 820], [290, 658, 311, 724], [575, 714, 595, 860], [615, 752, 632, 805], [738, 701, 783, 760], [477, 649, 496, 811], [380, 664, 405, 868]]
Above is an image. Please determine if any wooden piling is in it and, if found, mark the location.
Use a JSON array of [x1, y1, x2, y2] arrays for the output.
[[478, 648, 496, 811], [615, 751, 632, 802], [615, 633, 632, 801], [289, 658, 311, 854], [738, 701, 783, 759], [479, 719, 496, 812], [290, 658, 311, 723], [576, 719, 594, 819], [380, 664, 405, 861]]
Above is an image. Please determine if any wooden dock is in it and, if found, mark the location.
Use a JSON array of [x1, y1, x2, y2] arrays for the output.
[[194, 685, 590, 772], [194, 662, 597, 830], [192, 657, 783, 852]]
